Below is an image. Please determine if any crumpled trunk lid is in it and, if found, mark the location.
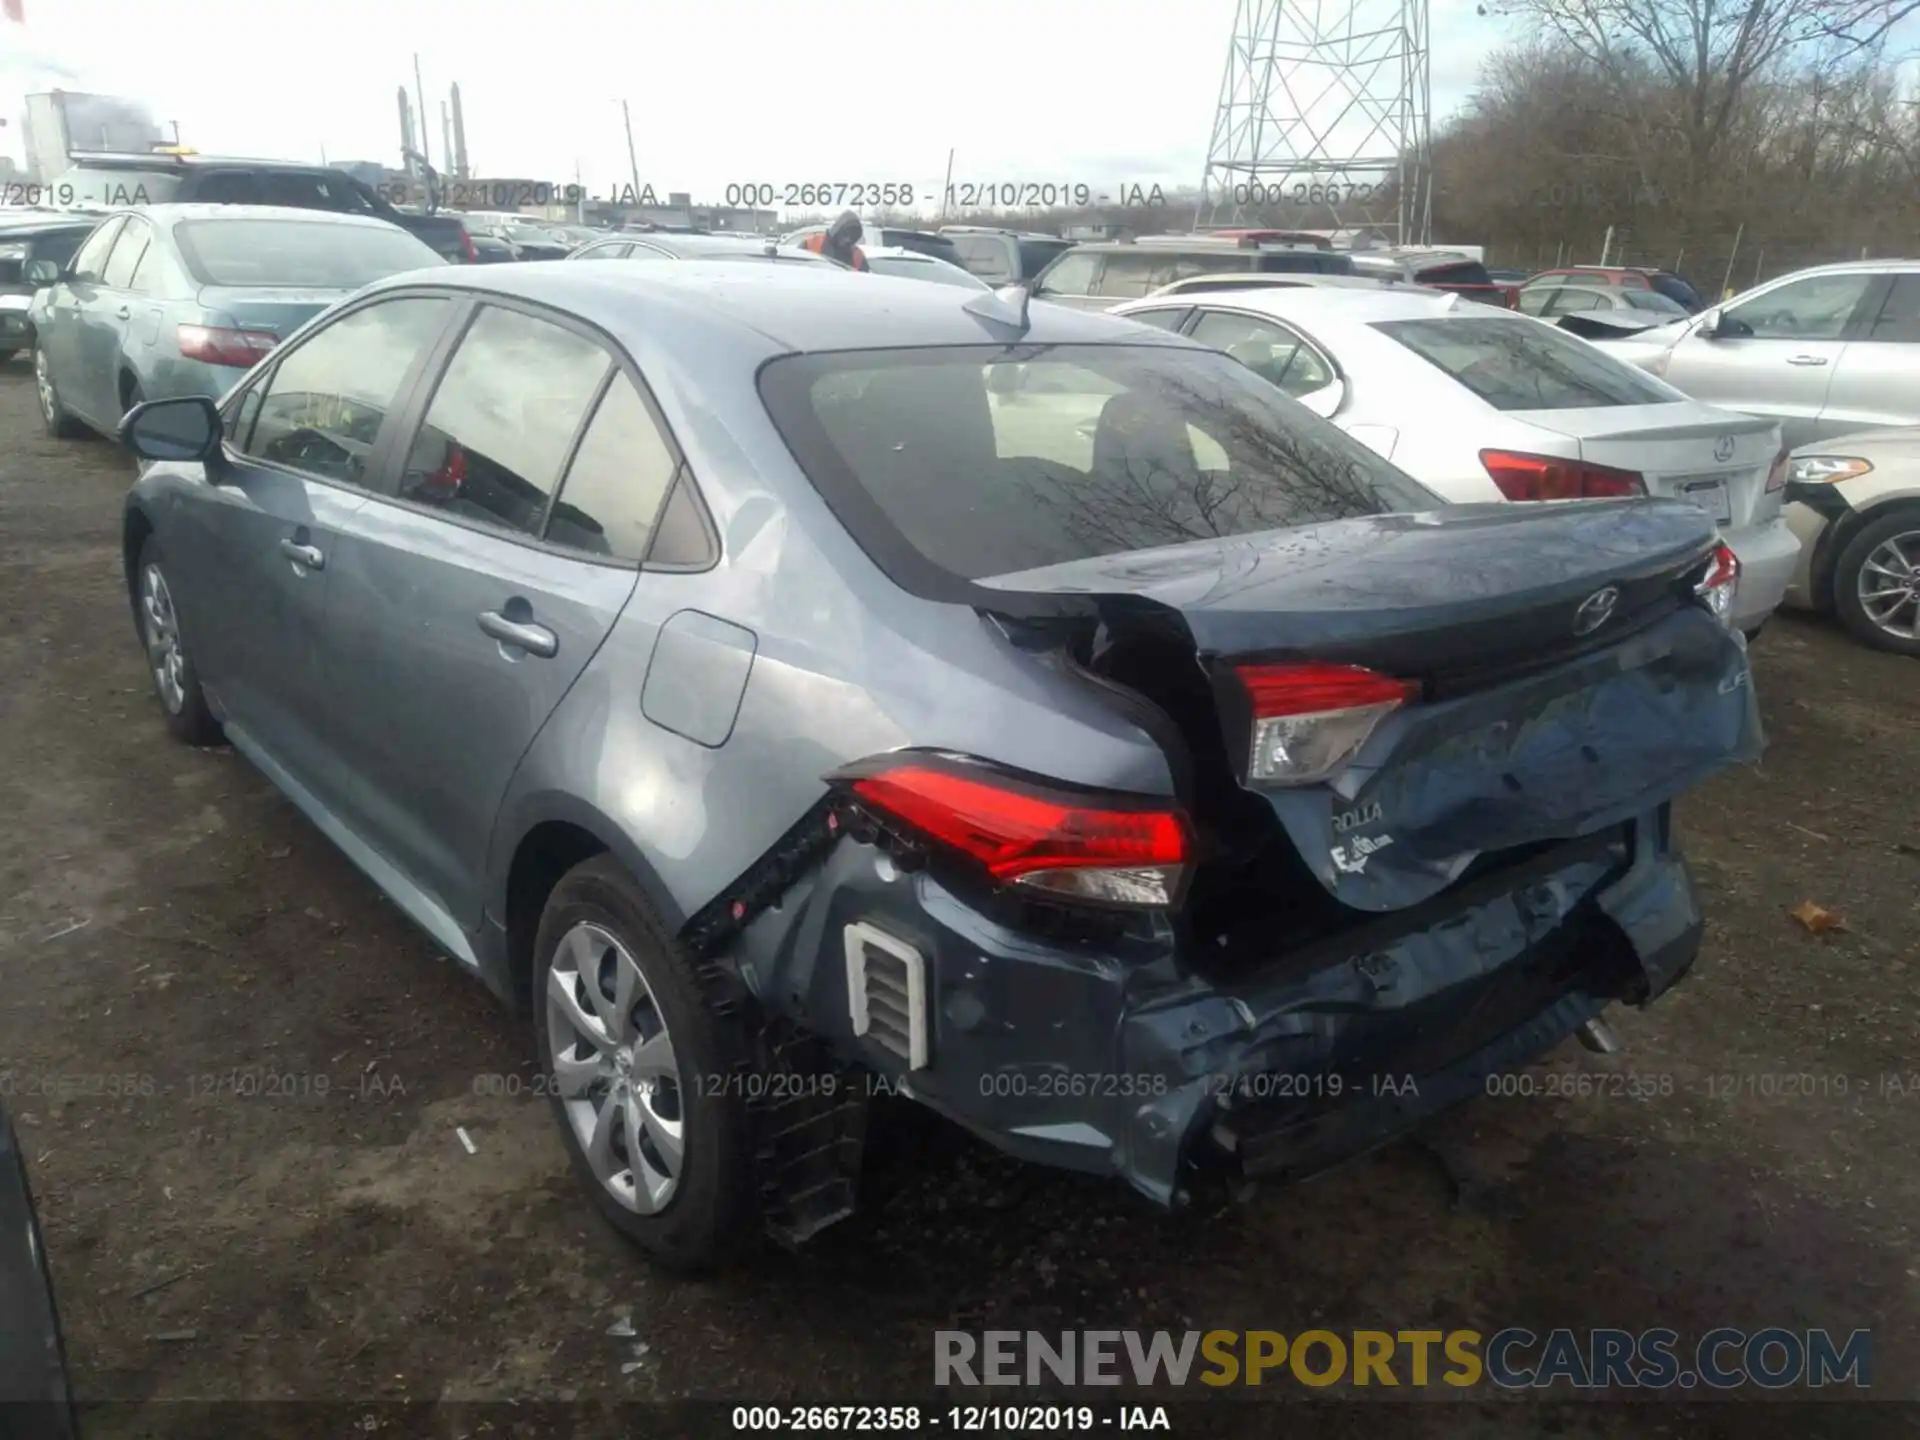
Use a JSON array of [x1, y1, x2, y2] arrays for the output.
[[982, 496, 1763, 913]]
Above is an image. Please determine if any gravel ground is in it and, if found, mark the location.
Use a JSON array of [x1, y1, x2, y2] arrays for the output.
[[0, 357, 1914, 1439]]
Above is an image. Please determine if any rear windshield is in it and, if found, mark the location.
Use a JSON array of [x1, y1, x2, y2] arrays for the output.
[[1414, 260, 1495, 287], [1649, 274, 1703, 310], [175, 219, 442, 287], [1256, 251, 1355, 275], [1376, 316, 1677, 410], [758, 344, 1436, 582]]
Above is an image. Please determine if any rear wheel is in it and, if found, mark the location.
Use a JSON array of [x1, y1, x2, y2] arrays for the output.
[[1832, 510, 1920, 657], [134, 537, 221, 745], [35, 343, 85, 439], [533, 855, 758, 1272]]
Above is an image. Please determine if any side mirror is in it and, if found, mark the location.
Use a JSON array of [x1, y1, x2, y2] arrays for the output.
[[23, 258, 61, 286], [121, 396, 223, 464], [1697, 308, 1723, 338]]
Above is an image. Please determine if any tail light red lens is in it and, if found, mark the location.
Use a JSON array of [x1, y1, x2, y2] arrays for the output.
[[1480, 449, 1647, 502], [1695, 541, 1740, 624], [1235, 662, 1419, 786], [176, 324, 277, 368], [846, 761, 1192, 907], [462, 230, 479, 263]]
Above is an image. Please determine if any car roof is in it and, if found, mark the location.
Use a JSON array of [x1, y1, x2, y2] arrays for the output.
[[360, 260, 1196, 355], [100, 203, 407, 232], [623, 232, 806, 259], [1144, 273, 1429, 297], [0, 211, 101, 235]]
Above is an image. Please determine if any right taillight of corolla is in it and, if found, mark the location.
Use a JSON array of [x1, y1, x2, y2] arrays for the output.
[[1235, 662, 1420, 787], [1695, 540, 1741, 624]]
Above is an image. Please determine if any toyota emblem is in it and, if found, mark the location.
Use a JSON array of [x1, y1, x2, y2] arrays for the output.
[[1714, 435, 1736, 462], [1573, 586, 1620, 636]]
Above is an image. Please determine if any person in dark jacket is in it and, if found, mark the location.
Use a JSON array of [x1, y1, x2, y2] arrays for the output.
[[803, 211, 869, 270]]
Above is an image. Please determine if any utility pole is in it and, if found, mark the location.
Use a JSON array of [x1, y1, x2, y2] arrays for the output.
[[413, 54, 431, 171], [939, 147, 955, 220], [621, 100, 642, 204]]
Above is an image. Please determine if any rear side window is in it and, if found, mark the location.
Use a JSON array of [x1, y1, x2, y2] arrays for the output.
[[1376, 316, 1677, 410], [67, 217, 126, 281], [545, 374, 679, 561], [758, 344, 1434, 583], [100, 220, 151, 289], [1255, 251, 1353, 275], [1626, 290, 1687, 314], [1018, 239, 1071, 277]]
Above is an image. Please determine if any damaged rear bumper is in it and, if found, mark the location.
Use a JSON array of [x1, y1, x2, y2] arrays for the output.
[[730, 806, 1700, 1209]]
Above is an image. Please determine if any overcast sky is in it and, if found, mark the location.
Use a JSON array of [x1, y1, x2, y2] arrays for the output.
[[2, 0, 1517, 208]]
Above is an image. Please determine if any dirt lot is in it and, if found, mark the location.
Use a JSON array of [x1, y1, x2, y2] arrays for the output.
[[0, 359, 1915, 1439]]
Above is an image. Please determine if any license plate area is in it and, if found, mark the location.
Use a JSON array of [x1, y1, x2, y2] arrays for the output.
[[1674, 475, 1733, 523]]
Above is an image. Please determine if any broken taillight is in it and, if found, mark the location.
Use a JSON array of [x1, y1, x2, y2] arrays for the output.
[[1694, 541, 1740, 624], [1480, 449, 1647, 501], [1235, 662, 1419, 787], [842, 758, 1193, 907]]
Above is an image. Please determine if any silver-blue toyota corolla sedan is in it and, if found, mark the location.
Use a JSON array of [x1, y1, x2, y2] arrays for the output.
[[115, 262, 1762, 1270]]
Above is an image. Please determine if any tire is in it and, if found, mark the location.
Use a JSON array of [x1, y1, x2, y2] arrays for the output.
[[34, 342, 85, 439], [533, 855, 758, 1272], [1831, 509, 1920, 657], [133, 536, 222, 745], [0, 348, 17, 365]]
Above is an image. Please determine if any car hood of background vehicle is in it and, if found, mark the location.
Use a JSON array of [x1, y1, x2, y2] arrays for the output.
[[195, 286, 353, 337]]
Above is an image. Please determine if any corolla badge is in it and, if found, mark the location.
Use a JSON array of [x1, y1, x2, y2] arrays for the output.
[[1714, 434, 1736, 461], [1572, 585, 1620, 636]]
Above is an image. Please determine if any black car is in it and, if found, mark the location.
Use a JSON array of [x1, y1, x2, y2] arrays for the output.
[[468, 233, 520, 263], [47, 153, 473, 260], [0, 214, 98, 363], [939, 225, 1074, 284], [0, 1101, 77, 1438]]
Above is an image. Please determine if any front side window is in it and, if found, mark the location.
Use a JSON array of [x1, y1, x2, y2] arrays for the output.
[[1516, 287, 1556, 316], [574, 242, 632, 261], [1377, 315, 1677, 410], [1190, 311, 1334, 399], [241, 297, 450, 484], [1722, 272, 1874, 341], [396, 305, 611, 535], [759, 344, 1435, 583], [545, 374, 680, 562], [67, 217, 126, 282], [1034, 250, 1100, 296], [176, 219, 441, 288]]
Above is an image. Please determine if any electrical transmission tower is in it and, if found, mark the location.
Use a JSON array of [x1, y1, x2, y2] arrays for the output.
[[1196, 0, 1432, 245]]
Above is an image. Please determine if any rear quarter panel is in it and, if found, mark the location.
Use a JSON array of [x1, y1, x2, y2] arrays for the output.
[[487, 324, 1178, 927]]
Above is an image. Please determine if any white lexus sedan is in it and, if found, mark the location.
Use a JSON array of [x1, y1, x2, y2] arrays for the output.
[[1112, 286, 1798, 636]]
